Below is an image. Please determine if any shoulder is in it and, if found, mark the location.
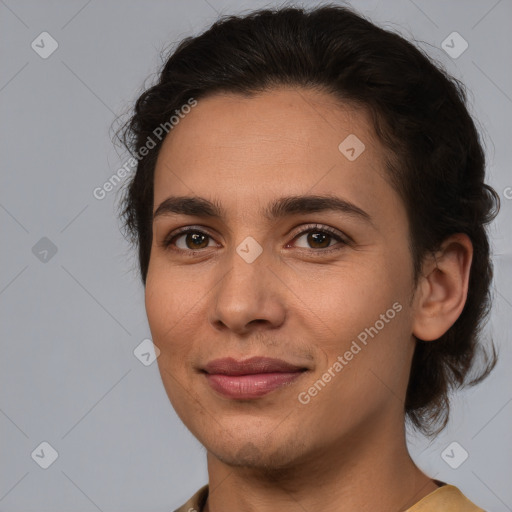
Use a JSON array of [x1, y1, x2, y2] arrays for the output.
[[172, 483, 485, 512], [172, 484, 209, 512], [407, 484, 486, 512]]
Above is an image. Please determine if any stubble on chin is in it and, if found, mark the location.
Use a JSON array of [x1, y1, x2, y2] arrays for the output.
[[208, 434, 310, 477]]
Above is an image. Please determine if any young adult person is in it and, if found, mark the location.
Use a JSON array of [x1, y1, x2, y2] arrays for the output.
[[116, 4, 499, 511]]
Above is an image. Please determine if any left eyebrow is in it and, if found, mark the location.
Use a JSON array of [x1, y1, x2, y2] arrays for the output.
[[263, 194, 375, 227], [153, 194, 375, 228]]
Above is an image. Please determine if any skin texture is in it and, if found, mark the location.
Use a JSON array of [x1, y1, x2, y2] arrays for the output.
[[145, 86, 473, 512]]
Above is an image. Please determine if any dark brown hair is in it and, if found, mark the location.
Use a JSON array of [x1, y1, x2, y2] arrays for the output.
[[115, 3, 499, 437]]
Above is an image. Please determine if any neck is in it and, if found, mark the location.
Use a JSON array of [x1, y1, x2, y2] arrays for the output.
[[203, 414, 439, 512]]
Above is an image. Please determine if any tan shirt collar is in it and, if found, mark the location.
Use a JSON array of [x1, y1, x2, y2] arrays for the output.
[[172, 482, 485, 512]]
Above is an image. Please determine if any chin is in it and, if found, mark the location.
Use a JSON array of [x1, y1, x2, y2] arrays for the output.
[[205, 431, 310, 472]]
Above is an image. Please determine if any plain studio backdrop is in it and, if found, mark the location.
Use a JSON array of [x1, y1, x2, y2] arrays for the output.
[[1, 0, 511, 511]]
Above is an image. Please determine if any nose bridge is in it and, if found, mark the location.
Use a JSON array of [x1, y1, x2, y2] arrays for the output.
[[209, 240, 285, 333]]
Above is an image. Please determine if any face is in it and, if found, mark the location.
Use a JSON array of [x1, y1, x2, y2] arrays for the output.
[[145, 86, 418, 470]]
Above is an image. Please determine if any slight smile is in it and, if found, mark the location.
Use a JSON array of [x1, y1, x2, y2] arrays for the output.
[[201, 356, 309, 399]]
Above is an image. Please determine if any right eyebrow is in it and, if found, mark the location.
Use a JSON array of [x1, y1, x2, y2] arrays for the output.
[[153, 196, 223, 220]]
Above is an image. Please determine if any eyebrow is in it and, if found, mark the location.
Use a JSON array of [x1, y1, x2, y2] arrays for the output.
[[153, 194, 375, 227]]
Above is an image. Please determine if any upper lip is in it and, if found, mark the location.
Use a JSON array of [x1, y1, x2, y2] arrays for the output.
[[203, 357, 307, 376]]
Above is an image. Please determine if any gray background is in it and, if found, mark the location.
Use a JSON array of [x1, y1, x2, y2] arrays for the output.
[[1, 0, 511, 511]]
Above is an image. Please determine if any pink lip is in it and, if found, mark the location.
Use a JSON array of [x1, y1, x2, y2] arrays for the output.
[[202, 357, 308, 399]]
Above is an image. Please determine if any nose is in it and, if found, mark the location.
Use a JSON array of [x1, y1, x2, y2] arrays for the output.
[[208, 249, 286, 335]]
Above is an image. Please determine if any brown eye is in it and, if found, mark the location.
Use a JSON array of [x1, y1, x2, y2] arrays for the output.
[[162, 228, 216, 252], [306, 232, 332, 249], [292, 225, 346, 251], [182, 232, 210, 250]]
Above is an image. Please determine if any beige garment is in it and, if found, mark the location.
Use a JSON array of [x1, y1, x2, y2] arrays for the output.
[[172, 481, 486, 512]]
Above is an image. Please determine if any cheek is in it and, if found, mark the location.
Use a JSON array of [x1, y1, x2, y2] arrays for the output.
[[305, 257, 413, 399], [145, 269, 203, 420], [304, 264, 398, 347], [144, 267, 195, 361], [300, 305, 412, 435]]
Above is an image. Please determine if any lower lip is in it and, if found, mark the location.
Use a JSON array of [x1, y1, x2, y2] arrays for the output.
[[204, 371, 305, 399]]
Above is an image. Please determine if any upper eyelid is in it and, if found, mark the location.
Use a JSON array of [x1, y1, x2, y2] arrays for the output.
[[290, 224, 346, 241], [164, 225, 218, 243]]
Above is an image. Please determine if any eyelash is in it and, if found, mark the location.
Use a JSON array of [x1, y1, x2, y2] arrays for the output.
[[160, 223, 349, 256]]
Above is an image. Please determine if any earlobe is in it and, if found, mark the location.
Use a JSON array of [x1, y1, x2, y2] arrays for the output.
[[412, 233, 473, 342]]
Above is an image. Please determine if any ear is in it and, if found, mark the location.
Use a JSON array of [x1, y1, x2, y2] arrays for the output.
[[412, 233, 473, 342]]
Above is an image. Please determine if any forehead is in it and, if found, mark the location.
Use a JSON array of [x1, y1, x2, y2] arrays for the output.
[[152, 87, 397, 222]]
